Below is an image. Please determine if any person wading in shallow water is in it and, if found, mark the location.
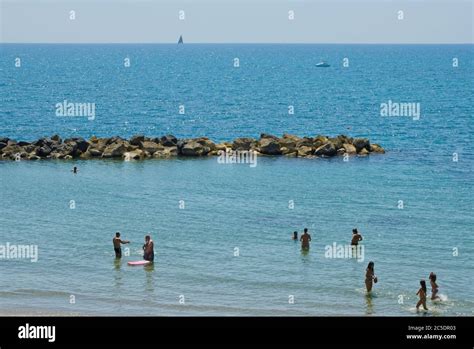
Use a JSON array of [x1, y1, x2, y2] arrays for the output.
[[112, 232, 130, 258], [351, 228, 363, 246], [143, 235, 154, 262], [365, 261, 377, 293], [71, 166, 78, 174], [416, 280, 429, 311], [292, 231, 298, 241], [300, 228, 311, 250]]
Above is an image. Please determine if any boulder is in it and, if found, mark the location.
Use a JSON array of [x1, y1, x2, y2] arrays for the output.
[[370, 144, 385, 154], [153, 146, 178, 158], [28, 154, 41, 160], [102, 143, 127, 158], [1, 144, 23, 156], [140, 141, 162, 154], [314, 135, 329, 147], [342, 143, 357, 154], [328, 137, 343, 150], [232, 137, 256, 151], [258, 138, 282, 155], [130, 134, 145, 146], [36, 145, 52, 157], [358, 148, 369, 156], [160, 134, 178, 147], [260, 133, 279, 140], [105, 136, 125, 146], [123, 149, 144, 160], [314, 142, 337, 157], [64, 155, 73, 160], [181, 140, 208, 156], [0, 137, 10, 144], [282, 134, 301, 142], [295, 137, 314, 148], [51, 134, 62, 143], [353, 138, 371, 152], [88, 148, 102, 157], [0, 142, 7, 150], [297, 146, 314, 157], [215, 143, 229, 152]]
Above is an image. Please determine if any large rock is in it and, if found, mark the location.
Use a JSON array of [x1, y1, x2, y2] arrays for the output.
[[153, 146, 178, 158], [260, 133, 279, 140], [51, 134, 62, 143], [140, 141, 162, 154], [130, 134, 145, 146], [181, 140, 209, 156], [342, 143, 357, 154], [88, 148, 103, 157], [0, 142, 7, 150], [64, 137, 89, 153], [259, 138, 282, 155], [102, 143, 127, 158], [123, 149, 145, 160], [314, 142, 337, 157], [36, 145, 52, 157], [160, 135, 177, 147], [313, 135, 329, 148], [232, 137, 256, 151], [358, 148, 369, 156], [297, 146, 314, 157], [353, 138, 371, 152], [370, 144, 385, 154], [295, 137, 314, 148]]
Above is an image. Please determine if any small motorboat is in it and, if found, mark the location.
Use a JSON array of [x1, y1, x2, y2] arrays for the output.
[[316, 61, 330, 67]]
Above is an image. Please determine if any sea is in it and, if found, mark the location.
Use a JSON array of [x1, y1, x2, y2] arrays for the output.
[[0, 44, 472, 316]]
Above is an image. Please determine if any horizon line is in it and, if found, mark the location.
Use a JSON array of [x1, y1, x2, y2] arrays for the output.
[[1, 42, 473, 45]]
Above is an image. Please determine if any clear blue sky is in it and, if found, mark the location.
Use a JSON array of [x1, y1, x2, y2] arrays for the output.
[[1, 0, 473, 43]]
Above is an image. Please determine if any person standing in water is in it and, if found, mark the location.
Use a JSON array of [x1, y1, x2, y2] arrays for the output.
[[416, 280, 428, 310], [351, 228, 363, 246], [143, 235, 154, 262], [112, 232, 130, 258], [300, 228, 311, 250], [365, 261, 377, 292], [292, 231, 298, 240], [429, 272, 440, 300]]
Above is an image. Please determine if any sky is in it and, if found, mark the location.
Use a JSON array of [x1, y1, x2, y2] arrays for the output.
[[0, 0, 473, 43]]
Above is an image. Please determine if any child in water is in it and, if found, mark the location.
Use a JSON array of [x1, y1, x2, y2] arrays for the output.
[[416, 280, 428, 311], [429, 272, 440, 300]]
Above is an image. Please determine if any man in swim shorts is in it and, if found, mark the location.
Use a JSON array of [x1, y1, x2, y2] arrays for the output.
[[113, 232, 130, 258], [300, 228, 311, 250], [143, 235, 154, 262]]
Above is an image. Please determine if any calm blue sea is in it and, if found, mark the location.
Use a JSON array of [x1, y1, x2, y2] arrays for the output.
[[0, 44, 473, 316]]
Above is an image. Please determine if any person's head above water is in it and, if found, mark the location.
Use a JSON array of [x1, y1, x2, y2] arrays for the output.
[[429, 272, 437, 282], [367, 261, 374, 271], [145, 235, 151, 242], [293, 231, 298, 239], [304, 228, 308, 233], [115, 232, 120, 237], [352, 228, 358, 234]]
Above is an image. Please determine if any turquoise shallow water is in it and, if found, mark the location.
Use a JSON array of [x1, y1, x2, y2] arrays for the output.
[[0, 44, 473, 315]]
